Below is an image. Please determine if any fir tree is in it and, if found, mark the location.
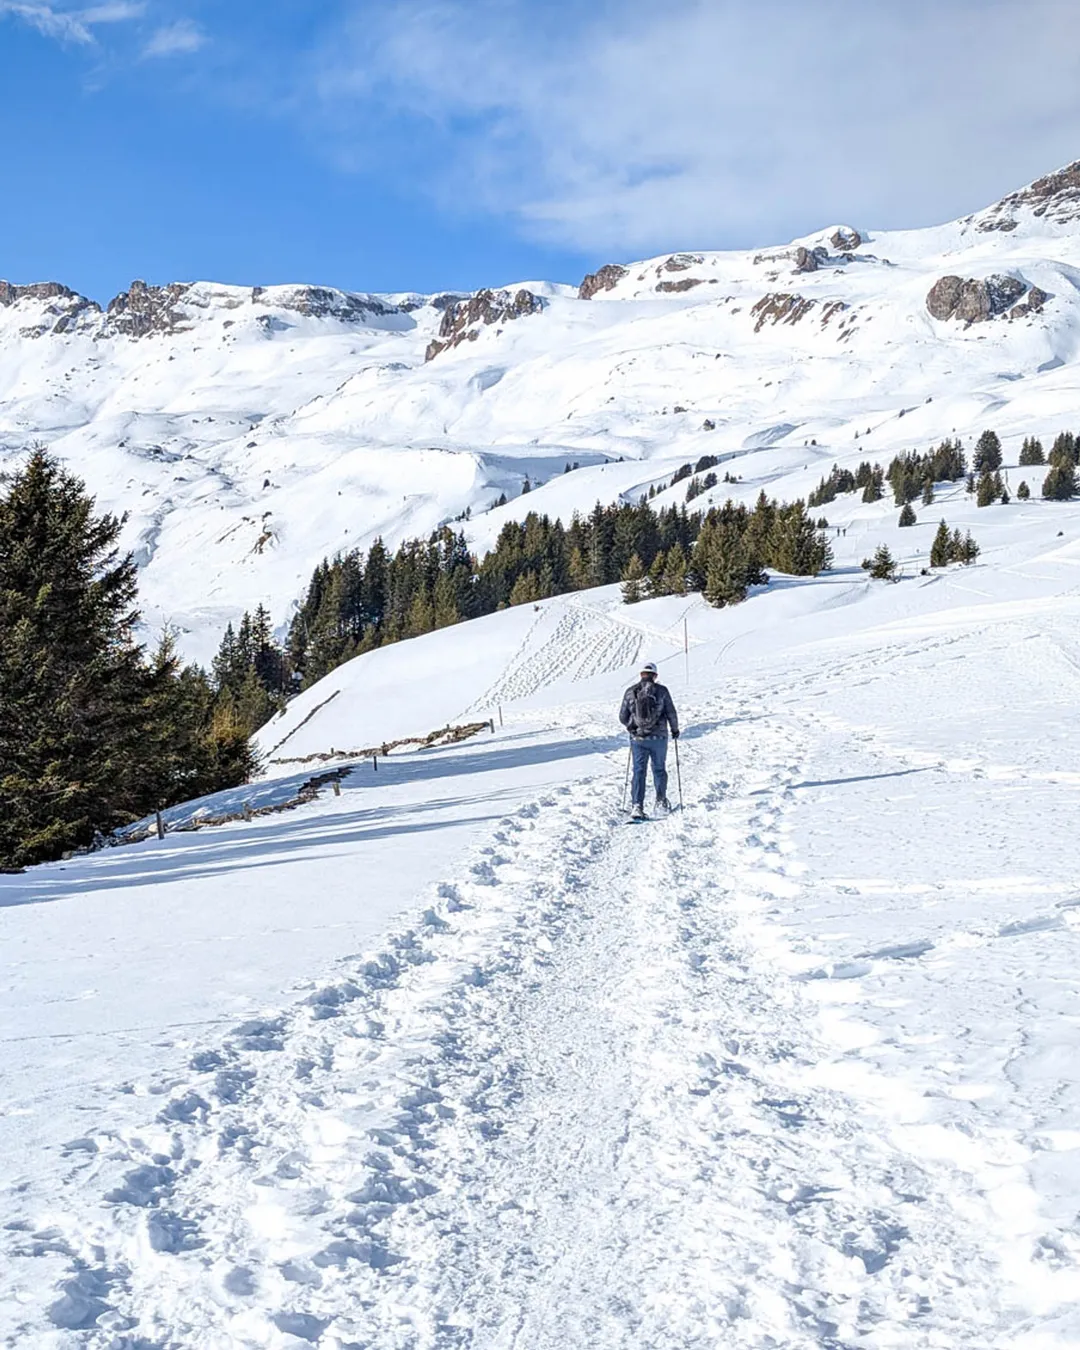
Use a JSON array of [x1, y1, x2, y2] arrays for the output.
[[899, 502, 916, 527], [1017, 480, 1031, 500], [620, 553, 646, 604], [864, 544, 898, 581], [862, 466, 885, 503], [703, 524, 749, 608], [1043, 462, 1077, 500], [1019, 437, 1045, 466], [930, 520, 951, 567], [922, 478, 934, 506], [976, 471, 998, 507], [973, 430, 1003, 473]]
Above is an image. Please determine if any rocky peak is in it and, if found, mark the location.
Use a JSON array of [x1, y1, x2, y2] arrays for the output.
[[578, 264, 628, 300], [105, 280, 194, 338], [829, 226, 862, 252], [425, 288, 544, 361], [0, 280, 101, 336], [971, 160, 1080, 233]]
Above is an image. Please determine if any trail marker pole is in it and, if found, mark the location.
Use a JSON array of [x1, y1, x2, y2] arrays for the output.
[[498, 705, 504, 728], [155, 810, 165, 841], [373, 756, 378, 773], [684, 616, 689, 688], [621, 743, 632, 813], [332, 779, 341, 797]]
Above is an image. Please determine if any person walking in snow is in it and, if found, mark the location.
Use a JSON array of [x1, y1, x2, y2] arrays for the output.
[[619, 662, 679, 819]]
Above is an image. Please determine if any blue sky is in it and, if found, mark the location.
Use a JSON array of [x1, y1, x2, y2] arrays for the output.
[[3, 0, 1080, 301]]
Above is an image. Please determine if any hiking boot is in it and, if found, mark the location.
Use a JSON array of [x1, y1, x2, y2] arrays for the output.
[[630, 803, 645, 820]]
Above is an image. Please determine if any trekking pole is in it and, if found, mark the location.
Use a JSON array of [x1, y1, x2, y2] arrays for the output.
[[621, 743, 632, 812], [674, 737, 683, 811]]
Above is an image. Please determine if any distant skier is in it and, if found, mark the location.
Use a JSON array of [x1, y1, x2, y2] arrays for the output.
[[619, 662, 679, 819]]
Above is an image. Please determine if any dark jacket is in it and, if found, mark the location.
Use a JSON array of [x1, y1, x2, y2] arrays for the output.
[[619, 679, 679, 740]]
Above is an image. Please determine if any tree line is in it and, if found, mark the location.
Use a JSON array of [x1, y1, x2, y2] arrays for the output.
[[220, 492, 832, 699]]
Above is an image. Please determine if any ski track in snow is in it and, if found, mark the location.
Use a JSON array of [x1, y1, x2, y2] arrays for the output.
[[11, 695, 1040, 1350]]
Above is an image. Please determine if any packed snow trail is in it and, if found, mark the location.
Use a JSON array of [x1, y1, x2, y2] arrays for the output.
[[14, 692, 1062, 1349]]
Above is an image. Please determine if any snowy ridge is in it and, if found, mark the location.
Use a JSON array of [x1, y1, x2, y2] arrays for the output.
[[5, 160, 1080, 660]]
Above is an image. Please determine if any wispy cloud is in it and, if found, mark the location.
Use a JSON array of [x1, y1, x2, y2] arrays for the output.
[[309, 0, 1080, 255], [143, 16, 204, 58], [0, 0, 142, 43]]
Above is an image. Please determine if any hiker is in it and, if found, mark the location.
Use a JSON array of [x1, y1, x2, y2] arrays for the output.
[[619, 661, 679, 819]]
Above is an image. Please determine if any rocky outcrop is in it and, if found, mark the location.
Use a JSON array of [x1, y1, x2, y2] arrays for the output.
[[926, 273, 1033, 324], [660, 253, 704, 273], [578, 264, 628, 300], [425, 288, 544, 360], [751, 292, 816, 332], [1009, 285, 1049, 319], [830, 226, 862, 251], [0, 280, 100, 336], [793, 246, 827, 274], [253, 285, 402, 323], [105, 281, 194, 337], [656, 278, 703, 293], [974, 160, 1080, 233]]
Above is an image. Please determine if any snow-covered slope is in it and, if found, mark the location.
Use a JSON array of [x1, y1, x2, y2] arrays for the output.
[[6, 507, 1080, 1345], [5, 161, 1080, 662]]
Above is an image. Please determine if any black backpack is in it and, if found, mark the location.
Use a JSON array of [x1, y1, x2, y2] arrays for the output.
[[633, 681, 662, 735]]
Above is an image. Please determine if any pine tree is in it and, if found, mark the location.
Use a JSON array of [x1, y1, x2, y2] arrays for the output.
[[645, 549, 666, 598], [703, 523, 749, 607], [1017, 480, 1031, 500], [661, 541, 688, 595], [1019, 437, 1045, 466], [620, 553, 646, 604], [899, 502, 916, 527], [973, 430, 1003, 473], [0, 450, 242, 866], [976, 471, 998, 507], [1043, 462, 1077, 500], [922, 478, 934, 506], [960, 532, 980, 564], [862, 466, 885, 503], [930, 520, 950, 567], [864, 544, 898, 581]]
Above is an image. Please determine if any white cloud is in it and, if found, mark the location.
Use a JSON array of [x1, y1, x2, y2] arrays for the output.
[[311, 0, 1080, 255], [0, 0, 141, 43], [142, 16, 204, 57]]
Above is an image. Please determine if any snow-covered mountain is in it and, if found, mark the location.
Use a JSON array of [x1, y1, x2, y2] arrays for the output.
[[4, 159, 1080, 662]]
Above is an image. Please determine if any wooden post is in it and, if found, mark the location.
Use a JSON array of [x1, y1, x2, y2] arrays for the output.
[[373, 756, 378, 773], [490, 719, 495, 734], [498, 705, 504, 728], [684, 615, 690, 688], [155, 810, 165, 841], [332, 779, 341, 797]]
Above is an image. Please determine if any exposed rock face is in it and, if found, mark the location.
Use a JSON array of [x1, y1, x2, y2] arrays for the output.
[[830, 226, 862, 251], [751, 292, 817, 332], [926, 273, 1032, 323], [974, 160, 1080, 233], [656, 278, 703, 293], [793, 246, 827, 274], [105, 281, 194, 337], [425, 288, 544, 360], [1010, 285, 1049, 319], [661, 253, 704, 273], [0, 280, 100, 336], [253, 285, 402, 323], [578, 263, 628, 300]]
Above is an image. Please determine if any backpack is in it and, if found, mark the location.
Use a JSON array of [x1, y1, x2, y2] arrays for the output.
[[633, 681, 662, 735]]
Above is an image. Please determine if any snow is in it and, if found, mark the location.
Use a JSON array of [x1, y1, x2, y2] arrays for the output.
[[7, 499, 1080, 1343], [8, 164, 1080, 1345]]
